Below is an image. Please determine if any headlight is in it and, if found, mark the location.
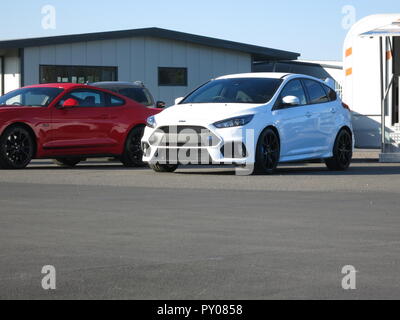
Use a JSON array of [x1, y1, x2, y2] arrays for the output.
[[146, 116, 157, 128], [213, 115, 254, 129]]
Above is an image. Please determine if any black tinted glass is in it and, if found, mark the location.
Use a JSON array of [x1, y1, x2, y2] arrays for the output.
[[323, 85, 337, 101], [118, 88, 151, 106], [304, 80, 330, 104]]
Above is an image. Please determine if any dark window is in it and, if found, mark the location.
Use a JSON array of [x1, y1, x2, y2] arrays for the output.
[[278, 80, 307, 106], [58, 89, 105, 107], [40, 65, 117, 84], [118, 87, 153, 106], [181, 78, 282, 105], [0, 87, 63, 107], [322, 84, 338, 101], [106, 93, 125, 107], [303, 80, 330, 104], [159, 67, 188, 86]]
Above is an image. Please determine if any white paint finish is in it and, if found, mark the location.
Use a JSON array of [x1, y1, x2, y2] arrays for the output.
[[4, 54, 20, 94], [21, 36, 252, 105]]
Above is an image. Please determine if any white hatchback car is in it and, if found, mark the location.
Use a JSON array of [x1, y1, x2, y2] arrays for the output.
[[142, 73, 354, 175]]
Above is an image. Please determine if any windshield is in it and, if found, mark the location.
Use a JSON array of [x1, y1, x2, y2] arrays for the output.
[[181, 78, 283, 105], [0, 87, 64, 107]]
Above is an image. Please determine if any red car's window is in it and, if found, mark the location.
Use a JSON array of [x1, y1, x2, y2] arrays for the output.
[[0, 87, 64, 107], [58, 89, 105, 107]]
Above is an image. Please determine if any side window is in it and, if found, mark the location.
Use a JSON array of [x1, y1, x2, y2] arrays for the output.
[[59, 89, 105, 107], [323, 84, 337, 101], [278, 80, 307, 106], [106, 93, 125, 107], [303, 80, 330, 104]]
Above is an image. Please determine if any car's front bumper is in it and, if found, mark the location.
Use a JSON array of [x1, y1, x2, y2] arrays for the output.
[[141, 124, 256, 165]]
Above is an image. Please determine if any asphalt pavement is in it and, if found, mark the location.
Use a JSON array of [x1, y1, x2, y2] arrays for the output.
[[0, 159, 400, 300]]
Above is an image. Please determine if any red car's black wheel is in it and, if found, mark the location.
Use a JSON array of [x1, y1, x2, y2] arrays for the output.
[[121, 126, 146, 167], [0, 126, 35, 169]]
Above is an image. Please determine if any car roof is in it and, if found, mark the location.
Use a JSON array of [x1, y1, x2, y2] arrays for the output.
[[216, 72, 331, 86], [216, 72, 290, 80], [90, 81, 145, 88], [24, 83, 89, 90], [22, 83, 130, 92]]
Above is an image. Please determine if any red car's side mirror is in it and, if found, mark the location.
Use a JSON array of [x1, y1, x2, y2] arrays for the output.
[[62, 98, 79, 108]]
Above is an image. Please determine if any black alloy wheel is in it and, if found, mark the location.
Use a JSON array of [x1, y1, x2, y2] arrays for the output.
[[254, 128, 280, 175], [0, 126, 34, 169]]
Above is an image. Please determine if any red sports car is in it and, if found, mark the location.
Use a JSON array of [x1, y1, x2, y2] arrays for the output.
[[0, 83, 162, 169]]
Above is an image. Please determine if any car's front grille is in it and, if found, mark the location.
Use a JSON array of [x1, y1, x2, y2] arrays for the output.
[[154, 148, 214, 165], [149, 126, 221, 147]]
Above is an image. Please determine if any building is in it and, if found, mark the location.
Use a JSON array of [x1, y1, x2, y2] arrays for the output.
[[343, 14, 400, 162], [0, 27, 299, 105]]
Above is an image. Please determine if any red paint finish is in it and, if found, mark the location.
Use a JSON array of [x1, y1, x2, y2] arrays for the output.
[[0, 83, 161, 159]]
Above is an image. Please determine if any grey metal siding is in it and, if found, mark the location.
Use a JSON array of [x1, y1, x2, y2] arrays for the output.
[[24, 37, 252, 105]]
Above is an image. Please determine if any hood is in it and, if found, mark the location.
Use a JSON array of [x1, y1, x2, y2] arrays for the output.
[[155, 103, 265, 126]]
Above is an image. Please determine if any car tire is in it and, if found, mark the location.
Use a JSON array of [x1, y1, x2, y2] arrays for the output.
[[149, 163, 179, 173], [53, 158, 83, 168], [253, 128, 280, 175], [325, 129, 353, 171], [121, 126, 147, 168], [0, 126, 35, 169]]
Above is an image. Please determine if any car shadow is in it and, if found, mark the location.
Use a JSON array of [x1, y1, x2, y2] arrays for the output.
[[175, 164, 400, 176]]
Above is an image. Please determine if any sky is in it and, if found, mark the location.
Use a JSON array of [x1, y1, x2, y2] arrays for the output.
[[0, 0, 399, 60]]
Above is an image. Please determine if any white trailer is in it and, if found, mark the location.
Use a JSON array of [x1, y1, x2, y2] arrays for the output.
[[343, 14, 400, 161]]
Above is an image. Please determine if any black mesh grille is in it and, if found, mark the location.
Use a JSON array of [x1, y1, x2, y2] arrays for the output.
[[150, 126, 220, 147]]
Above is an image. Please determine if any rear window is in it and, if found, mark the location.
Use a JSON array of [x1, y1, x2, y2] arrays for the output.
[[303, 80, 330, 104], [105, 93, 125, 107], [322, 84, 338, 101], [118, 88, 153, 106]]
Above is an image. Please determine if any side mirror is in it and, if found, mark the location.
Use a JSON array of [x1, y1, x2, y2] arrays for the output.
[[62, 98, 79, 108], [175, 97, 184, 105], [281, 96, 300, 107], [156, 101, 166, 109]]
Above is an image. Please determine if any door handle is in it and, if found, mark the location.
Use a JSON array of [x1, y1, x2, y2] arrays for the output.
[[305, 112, 312, 118]]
